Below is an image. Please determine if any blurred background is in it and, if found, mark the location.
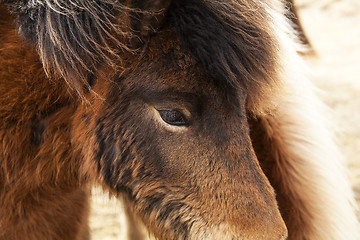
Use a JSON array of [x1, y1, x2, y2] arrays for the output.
[[89, 0, 360, 238]]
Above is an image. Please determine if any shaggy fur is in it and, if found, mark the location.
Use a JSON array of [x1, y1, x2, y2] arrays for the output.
[[248, 6, 360, 237], [169, 0, 282, 112], [0, 0, 359, 239], [284, 0, 312, 50], [3, 0, 131, 95], [0, 8, 90, 239]]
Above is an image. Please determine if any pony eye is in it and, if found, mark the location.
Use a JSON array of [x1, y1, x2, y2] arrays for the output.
[[157, 109, 188, 126]]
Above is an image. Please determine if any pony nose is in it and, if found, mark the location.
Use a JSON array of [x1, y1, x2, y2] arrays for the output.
[[241, 194, 288, 239], [234, 210, 288, 240], [203, 183, 288, 239], [221, 168, 288, 239], [201, 212, 288, 240]]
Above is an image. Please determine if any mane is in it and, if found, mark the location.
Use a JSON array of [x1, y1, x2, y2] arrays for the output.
[[169, 0, 283, 112], [3, 0, 284, 109], [4, 0, 133, 96]]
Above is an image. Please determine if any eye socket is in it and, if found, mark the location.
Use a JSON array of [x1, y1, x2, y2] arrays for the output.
[[157, 109, 189, 127]]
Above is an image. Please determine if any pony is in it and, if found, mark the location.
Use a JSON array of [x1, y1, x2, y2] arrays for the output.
[[0, 0, 358, 239]]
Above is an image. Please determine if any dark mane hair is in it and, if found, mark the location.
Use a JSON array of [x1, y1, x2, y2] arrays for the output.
[[4, 0, 132, 95], [4, 0, 281, 105], [170, 0, 280, 107]]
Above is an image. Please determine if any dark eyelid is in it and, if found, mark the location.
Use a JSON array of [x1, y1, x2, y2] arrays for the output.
[[141, 90, 204, 114], [142, 90, 198, 104]]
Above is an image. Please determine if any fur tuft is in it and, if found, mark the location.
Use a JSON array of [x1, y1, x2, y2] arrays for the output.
[[169, 0, 283, 113], [5, 0, 133, 96]]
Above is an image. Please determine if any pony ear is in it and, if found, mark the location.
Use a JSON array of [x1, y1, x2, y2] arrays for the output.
[[130, 0, 172, 39]]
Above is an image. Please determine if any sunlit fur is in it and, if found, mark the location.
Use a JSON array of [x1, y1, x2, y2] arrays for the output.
[[284, 0, 312, 51], [250, 4, 360, 238], [0, 0, 359, 239], [3, 0, 133, 96]]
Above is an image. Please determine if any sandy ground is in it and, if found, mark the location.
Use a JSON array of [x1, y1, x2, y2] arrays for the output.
[[89, 0, 360, 238]]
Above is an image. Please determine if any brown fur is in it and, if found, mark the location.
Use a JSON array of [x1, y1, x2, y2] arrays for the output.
[[0, 7, 89, 239], [0, 0, 358, 239], [70, 32, 286, 239], [250, 115, 314, 239]]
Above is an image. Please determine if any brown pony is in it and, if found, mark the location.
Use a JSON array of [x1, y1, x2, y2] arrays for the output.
[[0, 0, 358, 239]]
